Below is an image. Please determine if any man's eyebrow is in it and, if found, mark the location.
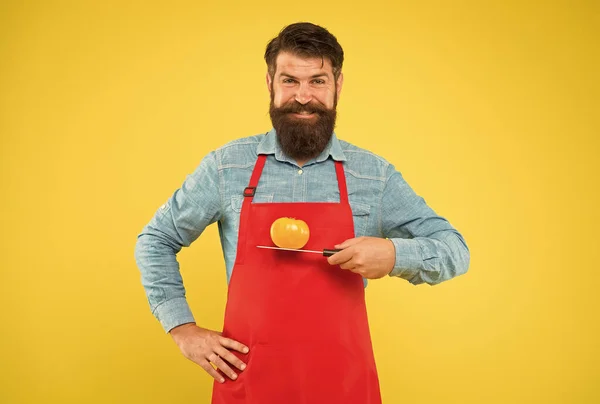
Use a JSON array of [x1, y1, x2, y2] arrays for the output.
[[279, 72, 330, 79]]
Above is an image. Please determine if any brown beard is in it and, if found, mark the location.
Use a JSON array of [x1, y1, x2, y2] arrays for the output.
[[269, 93, 337, 162]]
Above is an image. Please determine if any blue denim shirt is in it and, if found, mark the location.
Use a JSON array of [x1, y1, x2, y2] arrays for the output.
[[135, 129, 470, 332]]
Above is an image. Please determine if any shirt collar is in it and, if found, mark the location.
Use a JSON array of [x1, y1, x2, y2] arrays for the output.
[[256, 128, 347, 165]]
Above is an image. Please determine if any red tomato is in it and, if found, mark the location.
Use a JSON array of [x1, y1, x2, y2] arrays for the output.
[[270, 217, 310, 249]]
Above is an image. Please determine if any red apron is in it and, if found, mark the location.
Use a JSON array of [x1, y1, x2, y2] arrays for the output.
[[212, 154, 382, 404]]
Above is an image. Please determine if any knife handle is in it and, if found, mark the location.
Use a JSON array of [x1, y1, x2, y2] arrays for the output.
[[323, 249, 342, 257]]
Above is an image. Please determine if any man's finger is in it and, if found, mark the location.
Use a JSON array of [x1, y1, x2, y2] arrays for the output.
[[339, 260, 357, 271], [209, 353, 238, 380], [199, 359, 226, 383], [334, 237, 363, 249], [219, 336, 249, 354], [215, 346, 247, 372], [327, 247, 354, 266]]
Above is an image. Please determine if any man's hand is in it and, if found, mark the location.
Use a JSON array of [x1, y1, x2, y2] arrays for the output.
[[327, 236, 395, 279], [169, 323, 249, 383]]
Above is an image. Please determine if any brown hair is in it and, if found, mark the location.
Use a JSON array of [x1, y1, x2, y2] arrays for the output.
[[264, 22, 344, 80]]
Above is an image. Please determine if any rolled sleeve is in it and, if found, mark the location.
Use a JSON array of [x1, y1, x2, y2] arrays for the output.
[[153, 297, 196, 333], [389, 238, 423, 281]]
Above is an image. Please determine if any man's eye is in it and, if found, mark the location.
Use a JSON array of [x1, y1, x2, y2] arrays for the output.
[[283, 78, 296, 84], [312, 79, 326, 85]]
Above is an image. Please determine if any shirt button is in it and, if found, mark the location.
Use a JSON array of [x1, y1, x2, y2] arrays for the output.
[[298, 169, 303, 175]]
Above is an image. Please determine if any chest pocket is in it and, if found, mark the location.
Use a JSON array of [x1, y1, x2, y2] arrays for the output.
[[231, 194, 274, 213], [350, 202, 371, 237]]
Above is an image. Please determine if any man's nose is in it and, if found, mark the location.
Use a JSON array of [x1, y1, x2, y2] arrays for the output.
[[294, 83, 313, 105]]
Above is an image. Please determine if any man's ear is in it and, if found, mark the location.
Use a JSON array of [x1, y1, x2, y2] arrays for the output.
[[266, 72, 273, 94], [336, 72, 344, 101]]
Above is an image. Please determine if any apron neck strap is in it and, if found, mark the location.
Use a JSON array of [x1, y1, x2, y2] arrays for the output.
[[245, 154, 349, 204], [245, 154, 268, 194], [334, 160, 348, 204]]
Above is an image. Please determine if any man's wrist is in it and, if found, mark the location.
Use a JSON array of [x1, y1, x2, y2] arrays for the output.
[[169, 322, 196, 335]]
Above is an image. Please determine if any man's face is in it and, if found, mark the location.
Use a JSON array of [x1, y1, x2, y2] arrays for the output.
[[267, 52, 344, 162]]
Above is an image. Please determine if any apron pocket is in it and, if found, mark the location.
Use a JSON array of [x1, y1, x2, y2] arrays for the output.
[[244, 343, 304, 403], [243, 341, 378, 404]]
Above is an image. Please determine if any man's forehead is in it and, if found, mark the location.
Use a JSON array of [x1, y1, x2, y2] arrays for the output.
[[275, 52, 333, 77]]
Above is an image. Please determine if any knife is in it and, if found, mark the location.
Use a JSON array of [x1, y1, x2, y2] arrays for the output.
[[256, 245, 342, 257]]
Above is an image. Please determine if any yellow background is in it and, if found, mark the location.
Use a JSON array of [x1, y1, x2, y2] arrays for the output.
[[1, 1, 598, 403]]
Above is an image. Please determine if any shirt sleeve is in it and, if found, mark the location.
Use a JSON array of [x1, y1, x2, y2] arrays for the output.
[[134, 151, 222, 332], [380, 164, 470, 285]]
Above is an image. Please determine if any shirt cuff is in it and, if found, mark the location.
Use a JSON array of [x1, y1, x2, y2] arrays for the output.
[[388, 238, 423, 281], [153, 297, 196, 333]]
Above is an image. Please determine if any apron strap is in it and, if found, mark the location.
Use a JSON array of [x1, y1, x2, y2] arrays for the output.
[[334, 161, 348, 204], [244, 154, 268, 199], [241, 154, 267, 240], [237, 154, 267, 263]]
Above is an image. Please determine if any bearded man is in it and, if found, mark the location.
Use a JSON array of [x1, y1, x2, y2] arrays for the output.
[[135, 22, 470, 404]]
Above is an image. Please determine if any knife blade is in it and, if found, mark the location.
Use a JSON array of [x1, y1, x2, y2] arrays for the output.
[[256, 245, 341, 257]]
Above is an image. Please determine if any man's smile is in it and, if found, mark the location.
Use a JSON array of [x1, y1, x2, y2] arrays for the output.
[[290, 112, 317, 119]]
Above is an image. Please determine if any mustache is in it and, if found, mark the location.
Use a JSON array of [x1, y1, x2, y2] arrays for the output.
[[274, 100, 329, 115]]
